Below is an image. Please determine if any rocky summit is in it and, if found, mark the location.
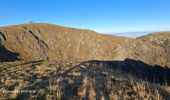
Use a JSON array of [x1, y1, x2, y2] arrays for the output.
[[0, 23, 170, 99]]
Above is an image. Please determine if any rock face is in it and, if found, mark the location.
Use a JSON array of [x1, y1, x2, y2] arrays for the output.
[[0, 23, 169, 67]]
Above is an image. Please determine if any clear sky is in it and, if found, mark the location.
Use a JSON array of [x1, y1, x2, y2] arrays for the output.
[[0, 0, 170, 33]]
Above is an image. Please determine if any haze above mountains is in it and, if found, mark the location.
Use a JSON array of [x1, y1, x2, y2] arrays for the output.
[[110, 32, 151, 38]]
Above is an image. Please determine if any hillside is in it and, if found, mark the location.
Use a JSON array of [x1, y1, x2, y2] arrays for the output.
[[0, 23, 170, 99], [0, 23, 169, 66], [0, 23, 119, 61], [138, 32, 170, 66]]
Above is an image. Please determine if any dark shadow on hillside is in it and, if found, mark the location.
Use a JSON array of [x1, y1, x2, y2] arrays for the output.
[[81, 59, 170, 85], [0, 45, 20, 62], [59, 59, 170, 99], [118, 59, 170, 85]]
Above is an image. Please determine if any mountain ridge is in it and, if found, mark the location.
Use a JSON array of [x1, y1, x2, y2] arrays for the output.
[[0, 23, 169, 67]]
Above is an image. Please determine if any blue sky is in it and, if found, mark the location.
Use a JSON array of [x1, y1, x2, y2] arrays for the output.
[[0, 0, 170, 33]]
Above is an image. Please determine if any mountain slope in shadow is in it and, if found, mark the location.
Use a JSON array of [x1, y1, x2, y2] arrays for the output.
[[0, 45, 20, 62], [118, 58, 170, 85], [81, 58, 170, 85]]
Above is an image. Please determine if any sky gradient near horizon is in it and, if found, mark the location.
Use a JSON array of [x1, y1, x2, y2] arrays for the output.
[[0, 0, 170, 33]]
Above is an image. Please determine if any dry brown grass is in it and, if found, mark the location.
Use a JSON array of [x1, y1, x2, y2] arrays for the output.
[[0, 60, 170, 99]]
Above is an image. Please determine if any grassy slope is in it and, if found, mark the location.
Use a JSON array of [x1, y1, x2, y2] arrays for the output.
[[0, 60, 170, 99], [138, 32, 170, 66]]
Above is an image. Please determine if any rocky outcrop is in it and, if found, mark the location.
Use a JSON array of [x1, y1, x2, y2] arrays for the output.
[[0, 32, 7, 45]]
